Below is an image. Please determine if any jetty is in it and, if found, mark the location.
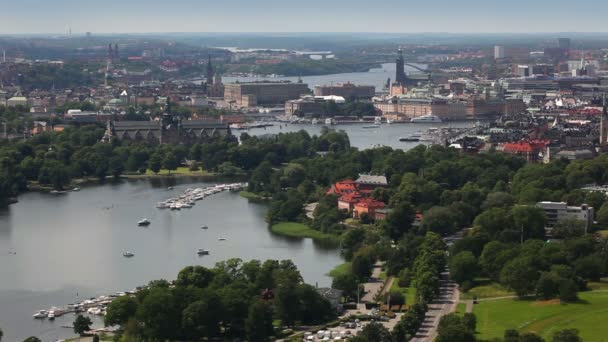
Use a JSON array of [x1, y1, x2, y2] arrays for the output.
[[155, 183, 247, 210]]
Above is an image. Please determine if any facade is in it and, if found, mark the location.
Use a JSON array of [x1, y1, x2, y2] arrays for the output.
[[494, 45, 505, 60], [105, 117, 229, 144], [285, 97, 326, 116], [536, 201, 594, 230], [314, 83, 375, 99], [374, 98, 468, 120], [224, 82, 309, 106]]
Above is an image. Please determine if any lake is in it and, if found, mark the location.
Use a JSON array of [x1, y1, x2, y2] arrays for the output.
[[0, 178, 343, 341]]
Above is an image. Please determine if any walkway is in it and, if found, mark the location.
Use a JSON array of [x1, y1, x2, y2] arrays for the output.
[[410, 270, 459, 342], [361, 262, 384, 303]]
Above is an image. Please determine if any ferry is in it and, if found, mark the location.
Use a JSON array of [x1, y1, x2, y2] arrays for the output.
[[399, 133, 422, 142], [410, 114, 442, 123], [362, 124, 380, 129], [218, 237, 227, 241], [201, 225, 208, 229], [197, 249, 210, 255], [123, 251, 135, 257]]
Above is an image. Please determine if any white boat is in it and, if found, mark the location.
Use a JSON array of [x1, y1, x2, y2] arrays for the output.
[[362, 124, 380, 129], [324, 118, 335, 125], [123, 251, 134, 257], [410, 114, 442, 123], [197, 249, 210, 255], [374, 116, 382, 124], [48, 311, 55, 320], [33, 310, 47, 319], [137, 218, 151, 226], [218, 237, 227, 241], [311, 118, 319, 124], [72, 187, 80, 191]]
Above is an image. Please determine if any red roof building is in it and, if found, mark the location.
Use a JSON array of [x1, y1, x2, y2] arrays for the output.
[[501, 140, 550, 162], [353, 198, 387, 219]]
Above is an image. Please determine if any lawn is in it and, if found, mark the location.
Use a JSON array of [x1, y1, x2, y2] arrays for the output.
[[328, 262, 352, 278], [270, 222, 341, 243], [390, 281, 417, 306], [474, 291, 608, 341], [239, 191, 270, 201], [596, 230, 608, 238], [460, 281, 514, 300], [455, 302, 467, 316]]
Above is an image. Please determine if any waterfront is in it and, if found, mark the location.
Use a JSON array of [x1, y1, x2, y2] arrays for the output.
[[223, 62, 425, 91], [242, 122, 476, 150], [0, 178, 343, 341]]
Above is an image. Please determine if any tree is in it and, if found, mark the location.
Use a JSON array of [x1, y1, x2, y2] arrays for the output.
[[109, 156, 125, 179], [22, 338, 41, 342], [73, 314, 93, 336], [553, 218, 586, 239], [511, 205, 547, 241], [384, 202, 415, 240], [500, 257, 539, 297], [598, 202, 608, 228], [436, 314, 475, 342], [422, 206, 458, 236], [162, 153, 179, 174], [462, 313, 476, 333], [105, 296, 138, 327], [520, 333, 546, 342], [148, 153, 162, 174], [136, 288, 179, 340], [504, 329, 520, 342], [482, 191, 515, 210], [355, 322, 392, 342], [573, 254, 604, 281], [175, 265, 215, 288], [332, 273, 359, 299], [449, 251, 477, 285], [552, 329, 582, 342], [559, 278, 579, 302], [536, 272, 561, 300], [245, 300, 274, 342], [0, 328, 3, 341]]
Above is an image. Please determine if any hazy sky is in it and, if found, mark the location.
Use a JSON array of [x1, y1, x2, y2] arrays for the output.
[[1, 0, 607, 34]]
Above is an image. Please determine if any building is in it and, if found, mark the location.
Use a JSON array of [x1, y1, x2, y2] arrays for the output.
[[374, 97, 468, 120], [284, 96, 346, 116], [105, 116, 230, 144], [314, 82, 375, 99], [353, 199, 386, 219], [315, 288, 343, 312], [536, 201, 594, 230], [558, 38, 571, 51], [494, 45, 505, 60], [500, 140, 550, 162], [355, 174, 388, 193], [224, 82, 309, 106]]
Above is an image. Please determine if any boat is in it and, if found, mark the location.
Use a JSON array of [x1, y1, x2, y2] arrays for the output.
[[72, 187, 80, 192], [399, 133, 422, 142], [201, 225, 208, 229], [197, 249, 210, 255], [33, 310, 47, 319], [48, 311, 55, 320], [123, 251, 134, 257], [362, 124, 380, 129], [137, 218, 151, 226], [311, 118, 319, 125], [374, 116, 382, 125], [324, 118, 335, 125], [410, 114, 442, 123], [218, 237, 227, 241]]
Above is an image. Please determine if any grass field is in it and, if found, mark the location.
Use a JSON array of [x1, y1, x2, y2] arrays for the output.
[[239, 191, 271, 201], [270, 222, 341, 243], [328, 262, 352, 278], [390, 281, 417, 306], [455, 302, 467, 316], [474, 291, 608, 341], [460, 282, 514, 300], [124, 166, 215, 177]]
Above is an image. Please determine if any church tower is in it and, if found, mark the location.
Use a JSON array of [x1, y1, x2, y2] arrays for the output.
[[206, 55, 214, 83], [601, 94, 608, 146], [395, 49, 406, 85]]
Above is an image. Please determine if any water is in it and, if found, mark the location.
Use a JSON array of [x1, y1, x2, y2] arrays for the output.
[[0, 178, 343, 341], [223, 62, 424, 90], [241, 122, 475, 150]]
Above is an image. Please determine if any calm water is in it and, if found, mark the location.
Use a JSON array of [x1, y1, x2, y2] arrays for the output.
[[243, 122, 475, 150], [0, 179, 342, 341], [223, 62, 424, 90]]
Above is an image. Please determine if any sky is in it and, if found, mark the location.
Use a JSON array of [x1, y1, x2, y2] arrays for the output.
[[1, 0, 607, 34]]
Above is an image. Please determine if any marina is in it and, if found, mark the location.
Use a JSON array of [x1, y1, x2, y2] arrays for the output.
[[155, 182, 247, 210]]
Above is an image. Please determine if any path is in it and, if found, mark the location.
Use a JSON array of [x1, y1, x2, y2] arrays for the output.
[[410, 270, 459, 342], [360, 262, 384, 303]]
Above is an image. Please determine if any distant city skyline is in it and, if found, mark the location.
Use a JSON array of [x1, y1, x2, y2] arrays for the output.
[[1, 0, 608, 34]]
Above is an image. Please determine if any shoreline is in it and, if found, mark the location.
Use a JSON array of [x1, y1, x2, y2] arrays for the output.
[[270, 222, 342, 244]]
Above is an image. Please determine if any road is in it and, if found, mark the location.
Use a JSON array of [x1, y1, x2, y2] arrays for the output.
[[410, 270, 459, 342], [360, 262, 384, 303]]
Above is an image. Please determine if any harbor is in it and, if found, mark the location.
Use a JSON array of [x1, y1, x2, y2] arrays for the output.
[[155, 182, 247, 210]]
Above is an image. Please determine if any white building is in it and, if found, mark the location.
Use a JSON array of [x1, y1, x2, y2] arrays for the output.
[[536, 201, 594, 229], [494, 45, 505, 60]]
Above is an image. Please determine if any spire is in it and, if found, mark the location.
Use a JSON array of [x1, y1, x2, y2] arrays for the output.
[[206, 55, 214, 83]]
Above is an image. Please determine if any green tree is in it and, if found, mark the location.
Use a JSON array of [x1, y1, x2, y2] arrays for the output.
[[245, 300, 274, 342], [449, 251, 477, 285], [436, 314, 475, 342], [73, 314, 93, 336], [500, 257, 539, 297], [462, 312, 477, 333], [422, 206, 458, 236], [384, 202, 415, 240], [553, 218, 586, 239], [332, 273, 359, 299], [22, 338, 42, 342], [511, 205, 547, 241], [136, 288, 179, 340], [535, 272, 561, 300], [552, 329, 582, 342], [504, 329, 520, 342], [148, 153, 162, 174], [355, 322, 392, 342], [104, 296, 138, 327], [162, 153, 179, 174]]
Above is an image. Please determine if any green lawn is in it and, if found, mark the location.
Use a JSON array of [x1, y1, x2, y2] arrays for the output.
[[474, 291, 608, 341], [329, 262, 352, 278], [460, 282, 514, 300], [390, 281, 417, 306], [455, 302, 467, 316], [270, 222, 341, 243], [239, 191, 270, 201]]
